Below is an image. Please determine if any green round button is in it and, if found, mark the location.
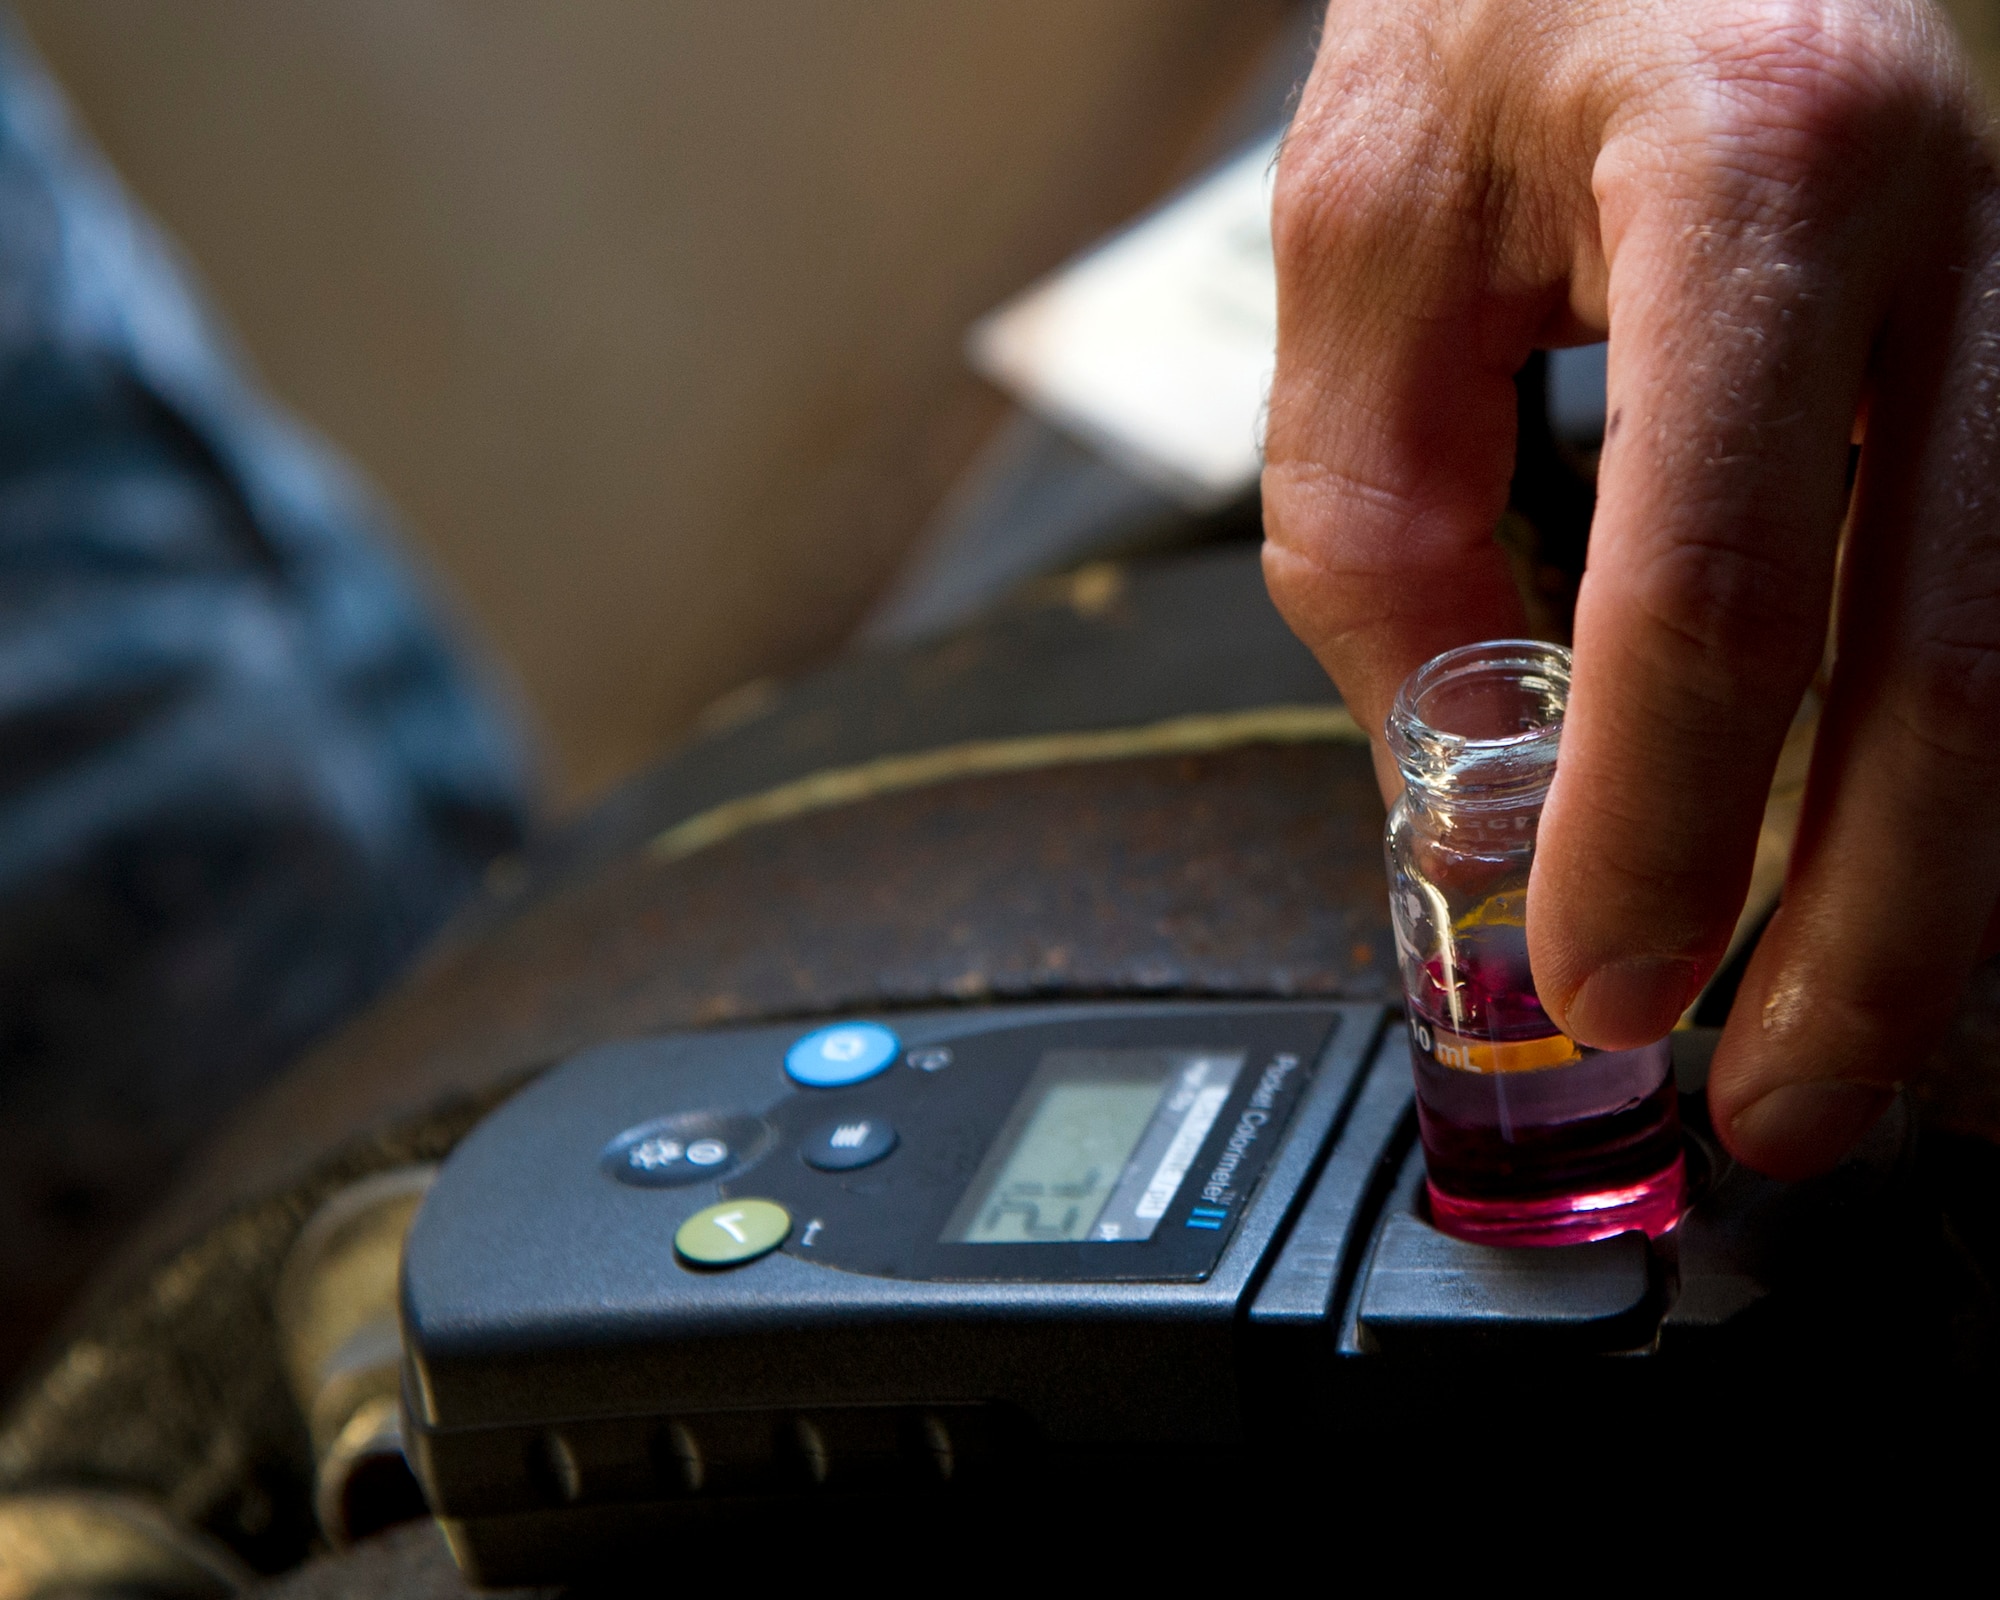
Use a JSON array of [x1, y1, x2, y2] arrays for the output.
[[675, 1199, 791, 1266]]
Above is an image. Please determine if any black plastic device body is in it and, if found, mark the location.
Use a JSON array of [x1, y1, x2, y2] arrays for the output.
[[403, 1000, 2000, 1582]]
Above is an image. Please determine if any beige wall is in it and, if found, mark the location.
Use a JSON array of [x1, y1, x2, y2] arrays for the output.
[[17, 1, 1281, 802]]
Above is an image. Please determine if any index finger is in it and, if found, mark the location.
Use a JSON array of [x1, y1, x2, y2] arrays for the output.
[[1529, 39, 1911, 1048], [1261, 11, 1539, 785]]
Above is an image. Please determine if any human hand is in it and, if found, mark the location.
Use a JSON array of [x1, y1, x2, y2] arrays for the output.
[[1262, 0, 2000, 1178]]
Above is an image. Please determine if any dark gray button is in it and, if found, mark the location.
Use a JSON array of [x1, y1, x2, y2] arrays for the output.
[[801, 1115, 898, 1172], [602, 1111, 772, 1188]]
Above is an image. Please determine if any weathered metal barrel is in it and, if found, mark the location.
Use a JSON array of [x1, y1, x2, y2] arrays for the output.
[[0, 546, 1403, 1592]]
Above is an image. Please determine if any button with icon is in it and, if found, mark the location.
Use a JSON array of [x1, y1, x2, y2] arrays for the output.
[[784, 1022, 900, 1088], [801, 1115, 899, 1172], [601, 1111, 771, 1188], [675, 1199, 791, 1266]]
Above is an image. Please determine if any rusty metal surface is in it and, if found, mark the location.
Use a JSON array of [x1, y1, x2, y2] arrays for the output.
[[492, 548, 1337, 904]]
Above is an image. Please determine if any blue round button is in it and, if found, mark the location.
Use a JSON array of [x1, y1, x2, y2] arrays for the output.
[[785, 1022, 900, 1087]]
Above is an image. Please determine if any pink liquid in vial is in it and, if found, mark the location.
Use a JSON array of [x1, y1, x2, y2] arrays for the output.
[[1406, 937, 1685, 1246]]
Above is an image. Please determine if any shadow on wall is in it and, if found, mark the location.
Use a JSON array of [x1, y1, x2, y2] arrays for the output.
[[17, 0, 1289, 804]]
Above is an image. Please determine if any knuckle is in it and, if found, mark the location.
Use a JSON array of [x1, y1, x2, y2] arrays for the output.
[[1580, 822, 1752, 925], [1699, 0, 1925, 120], [1272, 33, 1467, 280], [1679, 0, 1959, 194], [1262, 455, 1497, 575], [1548, 711, 1770, 899], [1273, 116, 1451, 274], [1890, 608, 2000, 768], [1624, 530, 1826, 704]]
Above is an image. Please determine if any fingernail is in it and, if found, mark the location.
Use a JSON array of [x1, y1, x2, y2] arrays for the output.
[[1727, 1081, 1894, 1180], [1563, 956, 1701, 1049]]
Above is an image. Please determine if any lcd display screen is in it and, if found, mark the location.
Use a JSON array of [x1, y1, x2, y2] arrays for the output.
[[944, 1049, 1245, 1244]]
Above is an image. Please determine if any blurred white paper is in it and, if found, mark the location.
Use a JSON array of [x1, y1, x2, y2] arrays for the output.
[[968, 133, 1280, 511]]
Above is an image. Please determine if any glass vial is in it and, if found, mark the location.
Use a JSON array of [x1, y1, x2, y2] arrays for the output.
[[1384, 640, 1685, 1245]]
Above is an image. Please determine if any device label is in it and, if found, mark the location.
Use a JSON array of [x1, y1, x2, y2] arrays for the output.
[[1198, 1051, 1301, 1210]]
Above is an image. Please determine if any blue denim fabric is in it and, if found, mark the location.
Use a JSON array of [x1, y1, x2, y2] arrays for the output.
[[0, 20, 536, 1356]]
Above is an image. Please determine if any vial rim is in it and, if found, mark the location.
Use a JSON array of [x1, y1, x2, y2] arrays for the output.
[[1385, 637, 1570, 806]]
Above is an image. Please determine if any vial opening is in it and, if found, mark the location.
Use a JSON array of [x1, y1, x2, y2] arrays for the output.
[[1385, 639, 1569, 804]]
